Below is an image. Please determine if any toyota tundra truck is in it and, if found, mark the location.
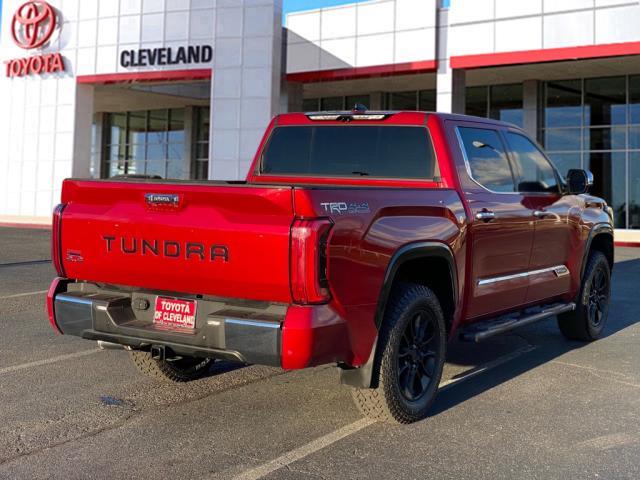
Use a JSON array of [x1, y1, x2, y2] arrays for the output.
[[47, 111, 614, 423]]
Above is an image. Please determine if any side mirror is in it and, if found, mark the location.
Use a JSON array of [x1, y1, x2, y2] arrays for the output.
[[566, 169, 594, 195]]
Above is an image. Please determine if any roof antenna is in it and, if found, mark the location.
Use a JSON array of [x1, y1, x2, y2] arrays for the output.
[[352, 103, 368, 112]]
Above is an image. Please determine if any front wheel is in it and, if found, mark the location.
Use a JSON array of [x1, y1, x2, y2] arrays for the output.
[[558, 251, 611, 342], [352, 283, 447, 424], [129, 350, 212, 383]]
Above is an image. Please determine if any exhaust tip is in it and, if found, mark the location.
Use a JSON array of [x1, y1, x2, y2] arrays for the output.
[[97, 340, 127, 350]]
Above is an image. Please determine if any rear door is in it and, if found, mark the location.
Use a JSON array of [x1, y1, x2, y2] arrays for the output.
[[453, 123, 535, 319], [503, 130, 575, 303]]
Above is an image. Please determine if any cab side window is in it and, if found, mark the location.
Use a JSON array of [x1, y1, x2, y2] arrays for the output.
[[505, 132, 560, 194], [458, 127, 515, 192]]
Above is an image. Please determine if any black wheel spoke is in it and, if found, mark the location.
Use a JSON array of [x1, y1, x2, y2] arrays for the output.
[[417, 355, 435, 379], [398, 347, 411, 358], [396, 308, 441, 402], [588, 302, 597, 324], [412, 314, 423, 341], [419, 321, 435, 346]]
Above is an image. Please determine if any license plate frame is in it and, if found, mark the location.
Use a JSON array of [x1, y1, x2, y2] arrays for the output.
[[153, 296, 197, 330]]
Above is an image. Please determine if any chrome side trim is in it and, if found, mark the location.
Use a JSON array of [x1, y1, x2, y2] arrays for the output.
[[225, 318, 281, 329], [478, 265, 569, 286]]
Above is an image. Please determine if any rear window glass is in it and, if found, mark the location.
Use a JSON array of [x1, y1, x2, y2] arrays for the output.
[[260, 126, 437, 179]]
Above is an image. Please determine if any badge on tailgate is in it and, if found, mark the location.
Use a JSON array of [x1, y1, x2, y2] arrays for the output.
[[145, 193, 182, 211]]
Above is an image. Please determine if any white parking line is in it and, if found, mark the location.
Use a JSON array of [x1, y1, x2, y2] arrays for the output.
[[0, 290, 48, 300], [231, 344, 537, 480], [0, 349, 101, 375], [231, 418, 376, 480]]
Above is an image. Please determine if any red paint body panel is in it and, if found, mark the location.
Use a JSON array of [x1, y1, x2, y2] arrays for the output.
[[49, 111, 613, 370]]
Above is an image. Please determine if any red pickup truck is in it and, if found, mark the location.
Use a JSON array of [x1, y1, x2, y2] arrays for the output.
[[47, 111, 613, 423]]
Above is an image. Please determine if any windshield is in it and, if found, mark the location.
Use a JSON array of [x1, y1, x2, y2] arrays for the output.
[[260, 126, 438, 179]]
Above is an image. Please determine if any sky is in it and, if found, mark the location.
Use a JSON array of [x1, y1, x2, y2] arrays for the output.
[[283, 0, 370, 15]]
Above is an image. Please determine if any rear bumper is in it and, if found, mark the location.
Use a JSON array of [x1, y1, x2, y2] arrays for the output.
[[47, 278, 349, 369]]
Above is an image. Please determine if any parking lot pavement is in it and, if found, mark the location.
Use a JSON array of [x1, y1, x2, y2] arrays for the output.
[[0, 228, 638, 480]]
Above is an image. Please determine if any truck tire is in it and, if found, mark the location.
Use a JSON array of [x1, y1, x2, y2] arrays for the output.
[[352, 283, 446, 424], [129, 351, 212, 383], [558, 251, 611, 342]]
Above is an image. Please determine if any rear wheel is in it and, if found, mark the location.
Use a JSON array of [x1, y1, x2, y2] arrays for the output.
[[558, 251, 611, 341], [352, 283, 446, 424], [129, 350, 212, 383]]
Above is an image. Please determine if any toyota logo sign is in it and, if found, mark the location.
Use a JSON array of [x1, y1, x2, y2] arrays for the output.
[[11, 1, 57, 50]]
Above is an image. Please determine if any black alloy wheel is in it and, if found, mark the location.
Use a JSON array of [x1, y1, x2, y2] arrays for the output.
[[558, 251, 611, 342]]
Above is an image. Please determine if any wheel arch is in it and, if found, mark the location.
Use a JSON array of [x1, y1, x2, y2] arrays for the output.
[[582, 224, 614, 279], [340, 241, 457, 388]]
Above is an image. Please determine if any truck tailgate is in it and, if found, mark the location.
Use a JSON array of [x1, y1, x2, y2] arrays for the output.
[[59, 180, 294, 303]]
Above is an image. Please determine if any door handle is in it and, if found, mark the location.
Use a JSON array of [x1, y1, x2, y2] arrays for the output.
[[533, 210, 551, 218], [475, 210, 496, 222]]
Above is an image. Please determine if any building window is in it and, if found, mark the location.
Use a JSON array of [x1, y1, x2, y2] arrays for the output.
[[466, 86, 488, 118], [389, 91, 419, 110], [345, 94, 371, 109], [490, 84, 524, 127], [301, 95, 371, 111], [302, 98, 320, 111], [386, 90, 436, 111], [541, 76, 640, 229], [629, 152, 640, 229], [102, 109, 186, 179], [465, 84, 523, 127], [301, 92, 438, 112], [419, 90, 437, 111], [320, 97, 343, 110]]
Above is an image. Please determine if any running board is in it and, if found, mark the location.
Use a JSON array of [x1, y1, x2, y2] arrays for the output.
[[459, 303, 576, 343]]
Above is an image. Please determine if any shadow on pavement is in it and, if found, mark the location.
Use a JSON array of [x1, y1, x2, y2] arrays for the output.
[[430, 255, 640, 417]]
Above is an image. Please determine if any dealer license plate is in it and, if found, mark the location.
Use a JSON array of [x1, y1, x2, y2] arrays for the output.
[[153, 297, 197, 330]]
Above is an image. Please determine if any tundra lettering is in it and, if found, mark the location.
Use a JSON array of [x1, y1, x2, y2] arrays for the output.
[[101, 235, 229, 262]]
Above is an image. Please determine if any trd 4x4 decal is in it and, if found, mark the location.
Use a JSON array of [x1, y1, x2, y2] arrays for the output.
[[320, 202, 371, 215]]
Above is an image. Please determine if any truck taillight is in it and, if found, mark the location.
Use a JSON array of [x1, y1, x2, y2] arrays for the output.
[[52, 204, 66, 277], [290, 218, 333, 305]]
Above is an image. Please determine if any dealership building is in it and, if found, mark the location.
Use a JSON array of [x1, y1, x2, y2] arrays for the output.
[[0, 0, 639, 242]]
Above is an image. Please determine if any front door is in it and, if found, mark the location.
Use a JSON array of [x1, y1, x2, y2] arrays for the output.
[[453, 123, 536, 320], [502, 130, 575, 303]]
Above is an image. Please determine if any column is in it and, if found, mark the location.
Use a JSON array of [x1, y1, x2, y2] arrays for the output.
[[72, 83, 94, 179], [436, 7, 465, 114], [210, 0, 284, 181]]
